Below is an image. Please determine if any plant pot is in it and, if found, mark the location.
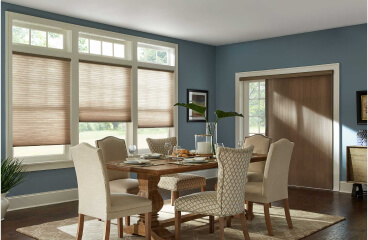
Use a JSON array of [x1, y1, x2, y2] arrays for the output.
[[1, 192, 9, 221]]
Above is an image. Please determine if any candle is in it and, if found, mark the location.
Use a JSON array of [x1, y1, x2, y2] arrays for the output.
[[197, 142, 211, 154]]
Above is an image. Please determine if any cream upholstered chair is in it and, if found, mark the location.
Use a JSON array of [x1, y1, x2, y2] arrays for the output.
[[175, 146, 254, 240], [71, 143, 152, 240], [243, 134, 272, 183], [96, 136, 140, 225], [146, 137, 206, 206], [244, 138, 294, 236]]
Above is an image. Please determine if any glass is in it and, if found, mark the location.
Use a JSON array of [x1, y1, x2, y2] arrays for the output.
[[79, 122, 126, 145], [114, 43, 125, 58], [102, 41, 113, 56], [249, 82, 259, 99], [12, 26, 29, 44], [31, 29, 46, 47], [249, 100, 259, 116], [13, 145, 64, 157], [90, 39, 101, 54], [173, 146, 182, 163], [157, 50, 168, 64], [195, 134, 213, 155], [237, 140, 244, 149], [260, 82, 266, 98], [137, 128, 170, 150], [129, 145, 137, 157], [215, 143, 224, 152], [249, 117, 260, 134], [48, 32, 63, 49], [78, 37, 89, 53], [164, 142, 173, 156]]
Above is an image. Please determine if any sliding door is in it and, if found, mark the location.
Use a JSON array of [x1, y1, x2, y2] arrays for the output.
[[266, 74, 333, 190]]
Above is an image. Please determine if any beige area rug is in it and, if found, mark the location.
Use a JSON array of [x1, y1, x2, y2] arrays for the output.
[[17, 200, 344, 240]]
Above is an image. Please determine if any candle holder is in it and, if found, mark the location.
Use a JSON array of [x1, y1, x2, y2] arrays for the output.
[[195, 134, 213, 157]]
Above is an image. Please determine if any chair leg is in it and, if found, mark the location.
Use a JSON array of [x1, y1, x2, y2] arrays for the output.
[[172, 191, 179, 206], [215, 183, 217, 191], [175, 211, 181, 240], [246, 201, 253, 220], [219, 217, 225, 240], [283, 199, 293, 229], [145, 212, 152, 240], [226, 216, 232, 227], [201, 185, 206, 192], [103, 220, 111, 240], [125, 216, 130, 226], [264, 203, 273, 236], [76, 214, 84, 240], [238, 212, 250, 240], [209, 215, 215, 233], [269, 202, 272, 208], [117, 218, 123, 238]]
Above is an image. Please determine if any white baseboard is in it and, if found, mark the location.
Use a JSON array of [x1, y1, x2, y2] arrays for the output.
[[7, 188, 78, 211]]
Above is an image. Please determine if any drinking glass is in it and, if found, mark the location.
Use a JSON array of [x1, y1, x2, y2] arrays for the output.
[[215, 142, 224, 151], [128, 145, 137, 157], [164, 142, 172, 157], [173, 146, 182, 163], [237, 140, 244, 149]]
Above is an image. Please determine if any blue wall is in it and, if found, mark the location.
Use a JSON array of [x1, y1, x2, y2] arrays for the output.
[[215, 24, 367, 181], [1, 3, 216, 196]]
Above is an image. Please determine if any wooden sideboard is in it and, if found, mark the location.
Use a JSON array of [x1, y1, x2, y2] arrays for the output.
[[346, 146, 367, 184]]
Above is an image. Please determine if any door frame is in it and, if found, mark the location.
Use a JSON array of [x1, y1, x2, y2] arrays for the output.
[[235, 63, 340, 191]]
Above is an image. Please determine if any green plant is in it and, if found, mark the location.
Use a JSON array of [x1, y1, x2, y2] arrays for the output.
[[1, 158, 27, 194], [174, 102, 244, 153]]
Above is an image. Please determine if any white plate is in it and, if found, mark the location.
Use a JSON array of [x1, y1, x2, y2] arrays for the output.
[[141, 153, 162, 159], [126, 159, 150, 164], [183, 159, 208, 163]]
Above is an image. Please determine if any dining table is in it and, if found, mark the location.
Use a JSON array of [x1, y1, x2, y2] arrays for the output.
[[106, 153, 267, 240]]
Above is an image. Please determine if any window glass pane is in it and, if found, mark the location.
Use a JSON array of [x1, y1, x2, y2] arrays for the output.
[[114, 43, 125, 58], [31, 29, 46, 47], [259, 99, 265, 116], [249, 117, 260, 134], [102, 41, 113, 56], [138, 128, 170, 150], [12, 26, 29, 44], [48, 32, 63, 49], [90, 39, 101, 54], [249, 82, 259, 99], [157, 50, 168, 64], [138, 47, 156, 62], [249, 100, 259, 116], [260, 82, 265, 98], [13, 145, 64, 157], [260, 117, 265, 133], [78, 37, 89, 53], [79, 122, 126, 145]]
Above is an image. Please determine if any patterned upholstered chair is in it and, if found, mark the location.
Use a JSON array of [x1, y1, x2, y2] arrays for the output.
[[244, 139, 294, 236], [96, 136, 140, 225], [243, 134, 272, 183], [175, 146, 254, 240], [71, 143, 152, 240], [146, 137, 207, 206]]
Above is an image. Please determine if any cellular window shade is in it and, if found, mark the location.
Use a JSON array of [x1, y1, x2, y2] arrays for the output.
[[12, 53, 71, 146], [138, 68, 174, 128], [79, 61, 132, 122]]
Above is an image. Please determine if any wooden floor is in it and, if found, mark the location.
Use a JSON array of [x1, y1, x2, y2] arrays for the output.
[[1, 178, 366, 240]]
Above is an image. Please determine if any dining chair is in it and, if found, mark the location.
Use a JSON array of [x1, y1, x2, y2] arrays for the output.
[[71, 143, 152, 240], [244, 138, 294, 236], [146, 137, 206, 206], [96, 136, 140, 225], [175, 146, 254, 240]]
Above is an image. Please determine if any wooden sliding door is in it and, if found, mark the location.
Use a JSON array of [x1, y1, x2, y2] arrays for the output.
[[266, 73, 333, 190]]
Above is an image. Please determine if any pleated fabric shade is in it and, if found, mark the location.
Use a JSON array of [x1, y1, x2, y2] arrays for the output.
[[138, 68, 174, 128], [12, 52, 71, 146]]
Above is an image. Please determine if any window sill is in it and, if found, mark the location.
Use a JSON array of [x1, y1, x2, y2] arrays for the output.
[[22, 160, 74, 172]]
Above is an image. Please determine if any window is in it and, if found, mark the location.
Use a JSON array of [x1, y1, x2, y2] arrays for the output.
[[245, 81, 266, 135], [7, 13, 177, 168]]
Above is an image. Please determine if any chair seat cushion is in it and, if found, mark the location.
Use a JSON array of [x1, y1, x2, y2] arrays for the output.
[[244, 182, 267, 203], [107, 193, 152, 220], [175, 191, 222, 216], [158, 173, 206, 191], [246, 172, 263, 182], [109, 178, 139, 194]]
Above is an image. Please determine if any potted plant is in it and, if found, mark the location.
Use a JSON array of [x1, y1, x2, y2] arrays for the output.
[[175, 102, 244, 154], [1, 158, 27, 220]]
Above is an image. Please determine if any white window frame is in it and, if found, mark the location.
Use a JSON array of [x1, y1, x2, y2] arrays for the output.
[[243, 80, 266, 137], [6, 12, 178, 171]]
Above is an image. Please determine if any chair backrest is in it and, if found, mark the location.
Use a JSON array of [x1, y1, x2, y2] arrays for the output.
[[243, 134, 272, 174], [146, 137, 177, 155], [71, 143, 111, 218], [262, 138, 294, 202], [96, 136, 129, 181], [216, 145, 254, 216]]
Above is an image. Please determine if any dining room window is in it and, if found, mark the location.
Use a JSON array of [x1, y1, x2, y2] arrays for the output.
[[244, 80, 266, 136]]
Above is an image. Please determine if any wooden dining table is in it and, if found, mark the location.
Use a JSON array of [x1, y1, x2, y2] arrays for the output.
[[106, 154, 267, 240]]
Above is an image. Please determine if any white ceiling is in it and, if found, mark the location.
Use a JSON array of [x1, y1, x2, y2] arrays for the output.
[[2, 0, 367, 46]]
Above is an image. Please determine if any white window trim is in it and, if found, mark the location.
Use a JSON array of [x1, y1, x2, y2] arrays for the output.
[[235, 63, 340, 191], [6, 12, 178, 171]]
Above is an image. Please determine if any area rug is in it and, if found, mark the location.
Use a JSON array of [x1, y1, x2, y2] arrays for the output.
[[17, 200, 344, 240]]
